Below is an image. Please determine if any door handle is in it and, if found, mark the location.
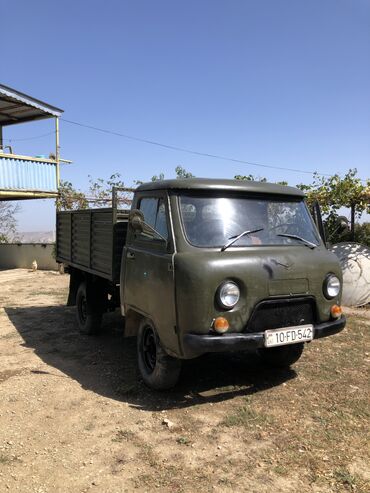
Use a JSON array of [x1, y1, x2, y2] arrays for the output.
[[127, 251, 135, 260]]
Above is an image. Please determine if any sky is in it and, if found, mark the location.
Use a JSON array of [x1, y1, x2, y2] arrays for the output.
[[1, 0, 369, 232]]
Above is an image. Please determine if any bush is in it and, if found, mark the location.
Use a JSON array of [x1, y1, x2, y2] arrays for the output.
[[329, 222, 370, 247]]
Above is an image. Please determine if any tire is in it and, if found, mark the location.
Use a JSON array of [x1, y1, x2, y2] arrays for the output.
[[76, 282, 102, 335], [258, 342, 304, 368], [137, 320, 181, 390]]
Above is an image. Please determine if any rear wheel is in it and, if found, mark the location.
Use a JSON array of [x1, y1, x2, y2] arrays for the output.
[[137, 320, 181, 390], [76, 282, 102, 335], [258, 342, 304, 368]]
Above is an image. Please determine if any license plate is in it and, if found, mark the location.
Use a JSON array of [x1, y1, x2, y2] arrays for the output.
[[264, 324, 314, 347]]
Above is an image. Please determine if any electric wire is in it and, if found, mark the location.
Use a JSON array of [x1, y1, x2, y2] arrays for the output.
[[61, 118, 334, 178], [3, 130, 56, 142]]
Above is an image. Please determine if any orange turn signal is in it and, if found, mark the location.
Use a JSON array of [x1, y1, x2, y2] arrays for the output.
[[213, 317, 229, 333], [330, 305, 342, 319]]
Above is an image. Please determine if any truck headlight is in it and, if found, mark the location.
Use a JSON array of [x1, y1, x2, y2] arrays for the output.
[[323, 274, 340, 299], [217, 281, 240, 310]]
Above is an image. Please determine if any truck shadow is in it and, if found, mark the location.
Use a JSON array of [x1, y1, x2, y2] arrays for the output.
[[5, 305, 297, 411]]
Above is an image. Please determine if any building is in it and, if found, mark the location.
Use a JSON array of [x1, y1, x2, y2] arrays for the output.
[[0, 84, 67, 200]]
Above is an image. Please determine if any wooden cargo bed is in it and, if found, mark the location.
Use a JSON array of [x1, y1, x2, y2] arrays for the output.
[[56, 207, 129, 282]]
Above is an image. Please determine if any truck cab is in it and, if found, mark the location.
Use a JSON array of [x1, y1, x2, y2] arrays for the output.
[[121, 179, 345, 389]]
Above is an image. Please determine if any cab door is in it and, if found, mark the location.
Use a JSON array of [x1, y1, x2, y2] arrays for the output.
[[122, 192, 178, 354]]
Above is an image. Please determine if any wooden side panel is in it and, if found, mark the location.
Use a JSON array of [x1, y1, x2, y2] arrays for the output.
[[56, 212, 71, 261], [91, 211, 113, 277], [71, 213, 90, 267]]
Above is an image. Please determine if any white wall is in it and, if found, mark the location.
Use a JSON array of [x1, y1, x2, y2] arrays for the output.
[[0, 244, 58, 270]]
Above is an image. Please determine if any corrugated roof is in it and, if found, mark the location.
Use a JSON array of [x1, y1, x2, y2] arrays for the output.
[[0, 84, 63, 126]]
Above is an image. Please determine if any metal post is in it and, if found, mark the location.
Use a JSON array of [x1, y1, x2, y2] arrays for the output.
[[0, 126, 3, 150], [55, 117, 60, 188], [112, 187, 117, 224]]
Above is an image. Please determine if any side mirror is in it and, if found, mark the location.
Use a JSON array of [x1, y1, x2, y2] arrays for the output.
[[129, 209, 144, 234]]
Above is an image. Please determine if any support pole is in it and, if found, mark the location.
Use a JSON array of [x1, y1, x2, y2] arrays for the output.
[[55, 117, 60, 188], [0, 126, 3, 150], [350, 202, 355, 241]]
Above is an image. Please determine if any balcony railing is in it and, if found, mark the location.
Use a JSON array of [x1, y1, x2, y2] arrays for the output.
[[0, 152, 59, 199]]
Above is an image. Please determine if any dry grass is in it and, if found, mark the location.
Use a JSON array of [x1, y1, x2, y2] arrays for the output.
[[0, 270, 369, 492]]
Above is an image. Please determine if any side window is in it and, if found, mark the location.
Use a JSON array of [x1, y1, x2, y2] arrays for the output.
[[138, 197, 169, 241], [139, 198, 158, 228], [155, 201, 168, 239]]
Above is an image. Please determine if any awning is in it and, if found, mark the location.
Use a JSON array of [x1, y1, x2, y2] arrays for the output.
[[0, 84, 63, 126]]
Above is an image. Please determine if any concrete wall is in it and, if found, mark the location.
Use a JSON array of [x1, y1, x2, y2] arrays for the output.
[[0, 244, 58, 270]]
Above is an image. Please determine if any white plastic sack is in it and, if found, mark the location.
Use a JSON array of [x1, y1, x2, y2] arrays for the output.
[[331, 242, 370, 307]]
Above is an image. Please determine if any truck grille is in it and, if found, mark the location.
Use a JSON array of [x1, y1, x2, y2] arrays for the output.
[[245, 297, 316, 333]]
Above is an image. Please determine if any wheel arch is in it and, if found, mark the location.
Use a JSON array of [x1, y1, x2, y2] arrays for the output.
[[67, 267, 85, 306], [124, 308, 146, 337]]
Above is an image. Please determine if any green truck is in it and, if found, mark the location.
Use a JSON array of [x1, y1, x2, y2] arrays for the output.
[[56, 178, 346, 389]]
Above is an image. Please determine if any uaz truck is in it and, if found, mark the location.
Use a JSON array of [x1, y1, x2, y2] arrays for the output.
[[56, 179, 346, 389]]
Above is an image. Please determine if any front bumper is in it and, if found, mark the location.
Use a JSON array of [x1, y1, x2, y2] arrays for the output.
[[182, 316, 346, 358]]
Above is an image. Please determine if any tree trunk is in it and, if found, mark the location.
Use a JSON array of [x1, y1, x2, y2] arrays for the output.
[[350, 203, 355, 241]]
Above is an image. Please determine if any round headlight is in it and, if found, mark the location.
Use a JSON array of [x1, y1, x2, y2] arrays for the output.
[[217, 281, 240, 310], [323, 274, 341, 299]]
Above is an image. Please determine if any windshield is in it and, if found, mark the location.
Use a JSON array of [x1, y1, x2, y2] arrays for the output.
[[179, 195, 320, 248]]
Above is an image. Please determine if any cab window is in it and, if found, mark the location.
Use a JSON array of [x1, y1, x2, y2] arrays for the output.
[[138, 197, 169, 241]]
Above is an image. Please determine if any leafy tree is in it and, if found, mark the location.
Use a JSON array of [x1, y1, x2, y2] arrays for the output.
[[234, 174, 267, 182], [150, 172, 165, 182], [148, 166, 194, 182], [87, 172, 127, 204], [175, 166, 194, 179], [88, 173, 134, 207], [0, 201, 20, 242], [56, 180, 88, 211], [353, 222, 370, 247], [297, 169, 370, 241], [58, 173, 136, 210], [324, 221, 370, 247], [234, 174, 288, 186]]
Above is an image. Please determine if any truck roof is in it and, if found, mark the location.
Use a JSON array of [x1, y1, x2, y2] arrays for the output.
[[136, 178, 305, 197]]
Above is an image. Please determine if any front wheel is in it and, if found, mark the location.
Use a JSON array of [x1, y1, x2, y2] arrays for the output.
[[137, 320, 181, 390], [258, 342, 304, 368]]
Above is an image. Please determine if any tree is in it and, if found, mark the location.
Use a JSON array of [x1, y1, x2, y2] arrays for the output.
[[151, 166, 194, 181], [87, 172, 127, 205], [143, 166, 195, 183], [297, 169, 370, 241], [57, 174, 134, 211], [234, 174, 267, 182], [150, 172, 165, 182], [56, 180, 88, 211], [0, 201, 20, 242], [88, 173, 134, 207], [234, 174, 288, 185], [175, 166, 194, 179]]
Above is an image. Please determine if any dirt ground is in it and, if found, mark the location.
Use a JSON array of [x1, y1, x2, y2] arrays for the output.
[[0, 269, 369, 493]]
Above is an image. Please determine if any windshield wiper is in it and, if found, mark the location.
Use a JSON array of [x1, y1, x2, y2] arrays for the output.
[[221, 228, 264, 252], [276, 233, 317, 249]]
